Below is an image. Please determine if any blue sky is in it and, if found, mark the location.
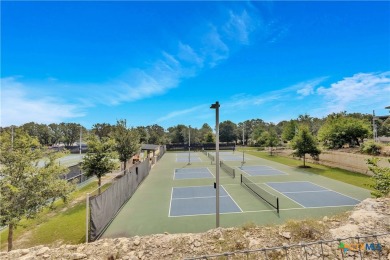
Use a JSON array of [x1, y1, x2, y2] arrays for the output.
[[2, 1, 390, 129]]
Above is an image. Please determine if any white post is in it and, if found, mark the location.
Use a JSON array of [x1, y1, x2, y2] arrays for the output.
[[242, 125, 244, 146], [211, 101, 220, 228], [86, 193, 89, 243], [188, 125, 191, 165]]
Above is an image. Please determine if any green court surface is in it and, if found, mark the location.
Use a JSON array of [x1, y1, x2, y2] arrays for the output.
[[102, 151, 370, 238]]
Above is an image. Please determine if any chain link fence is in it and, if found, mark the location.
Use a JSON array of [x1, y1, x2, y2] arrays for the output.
[[185, 233, 390, 260]]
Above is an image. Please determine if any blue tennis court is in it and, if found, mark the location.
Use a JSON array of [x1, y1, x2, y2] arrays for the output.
[[239, 165, 287, 176], [266, 181, 361, 208], [174, 167, 213, 180], [169, 186, 242, 217]]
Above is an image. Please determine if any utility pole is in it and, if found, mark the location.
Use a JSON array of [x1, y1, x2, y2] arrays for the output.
[[242, 124, 245, 146], [210, 101, 220, 228], [373, 110, 378, 142], [188, 125, 191, 165]]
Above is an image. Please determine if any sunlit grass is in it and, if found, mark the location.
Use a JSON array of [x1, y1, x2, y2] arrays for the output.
[[0, 179, 112, 251]]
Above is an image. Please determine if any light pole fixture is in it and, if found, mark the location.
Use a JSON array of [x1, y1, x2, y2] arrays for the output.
[[210, 101, 220, 228], [188, 125, 191, 165]]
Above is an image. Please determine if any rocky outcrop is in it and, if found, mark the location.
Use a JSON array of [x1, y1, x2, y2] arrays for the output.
[[1, 198, 389, 259]]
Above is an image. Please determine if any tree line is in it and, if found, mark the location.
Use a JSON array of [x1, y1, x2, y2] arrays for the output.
[[1, 111, 389, 149]]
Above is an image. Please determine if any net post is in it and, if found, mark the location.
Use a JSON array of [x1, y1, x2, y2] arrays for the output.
[[240, 174, 243, 184], [277, 197, 279, 215], [233, 169, 235, 179], [86, 192, 90, 243]]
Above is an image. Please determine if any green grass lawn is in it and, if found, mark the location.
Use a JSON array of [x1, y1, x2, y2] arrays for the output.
[[0, 180, 111, 251], [240, 148, 374, 191]]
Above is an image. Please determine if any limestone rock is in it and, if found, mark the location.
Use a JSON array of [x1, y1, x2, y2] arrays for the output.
[[70, 253, 87, 259]]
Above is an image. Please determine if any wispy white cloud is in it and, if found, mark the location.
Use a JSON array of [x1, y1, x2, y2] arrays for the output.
[[296, 77, 328, 98], [156, 104, 206, 123], [0, 77, 85, 126], [223, 10, 258, 45], [224, 77, 327, 109], [317, 71, 390, 112]]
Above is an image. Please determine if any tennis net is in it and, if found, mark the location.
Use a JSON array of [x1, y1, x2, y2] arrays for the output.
[[241, 175, 279, 213], [220, 161, 235, 178]]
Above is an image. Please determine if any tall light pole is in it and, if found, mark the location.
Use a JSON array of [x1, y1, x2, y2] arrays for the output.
[[210, 101, 220, 228], [188, 125, 191, 165], [242, 124, 245, 146]]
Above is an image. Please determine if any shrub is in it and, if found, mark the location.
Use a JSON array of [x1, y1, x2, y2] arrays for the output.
[[367, 158, 390, 198], [361, 141, 382, 155], [284, 219, 325, 241]]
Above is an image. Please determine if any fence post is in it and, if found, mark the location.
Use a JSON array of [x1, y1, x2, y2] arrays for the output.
[[86, 192, 90, 243], [356, 236, 363, 258], [374, 235, 382, 259]]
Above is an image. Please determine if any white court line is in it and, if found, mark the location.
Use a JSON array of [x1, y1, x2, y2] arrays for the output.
[[247, 172, 288, 177], [305, 182, 362, 202], [206, 167, 214, 178], [172, 195, 230, 200], [171, 185, 229, 198], [169, 210, 243, 218], [169, 203, 359, 217], [173, 167, 211, 180], [283, 190, 329, 194], [221, 185, 243, 212], [268, 181, 361, 202], [168, 187, 173, 217], [174, 176, 214, 180], [172, 184, 215, 189], [264, 183, 306, 208]]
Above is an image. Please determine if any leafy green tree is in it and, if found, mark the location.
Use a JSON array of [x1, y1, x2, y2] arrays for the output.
[[59, 123, 85, 146], [199, 123, 214, 143], [48, 123, 63, 145], [36, 124, 53, 146], [318, 115, 371, 148], [282, 120, 298, 142], [0, 129, 73, 251], [21, 122, 39, 138], [147, 124, 167, 144], [251, 124, 265, 145], [219, 120, 237, 142], [167, 124, 187, 143], [92, 123, 113, 140], [136, 126, 150, 144], [205, 132, 215, 143], [81, 135, 118, 193], [112, 120, 141, 171], [291, 126, 321, 167], [260, 129, 279, 155], [367, 158, 390, 198]]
